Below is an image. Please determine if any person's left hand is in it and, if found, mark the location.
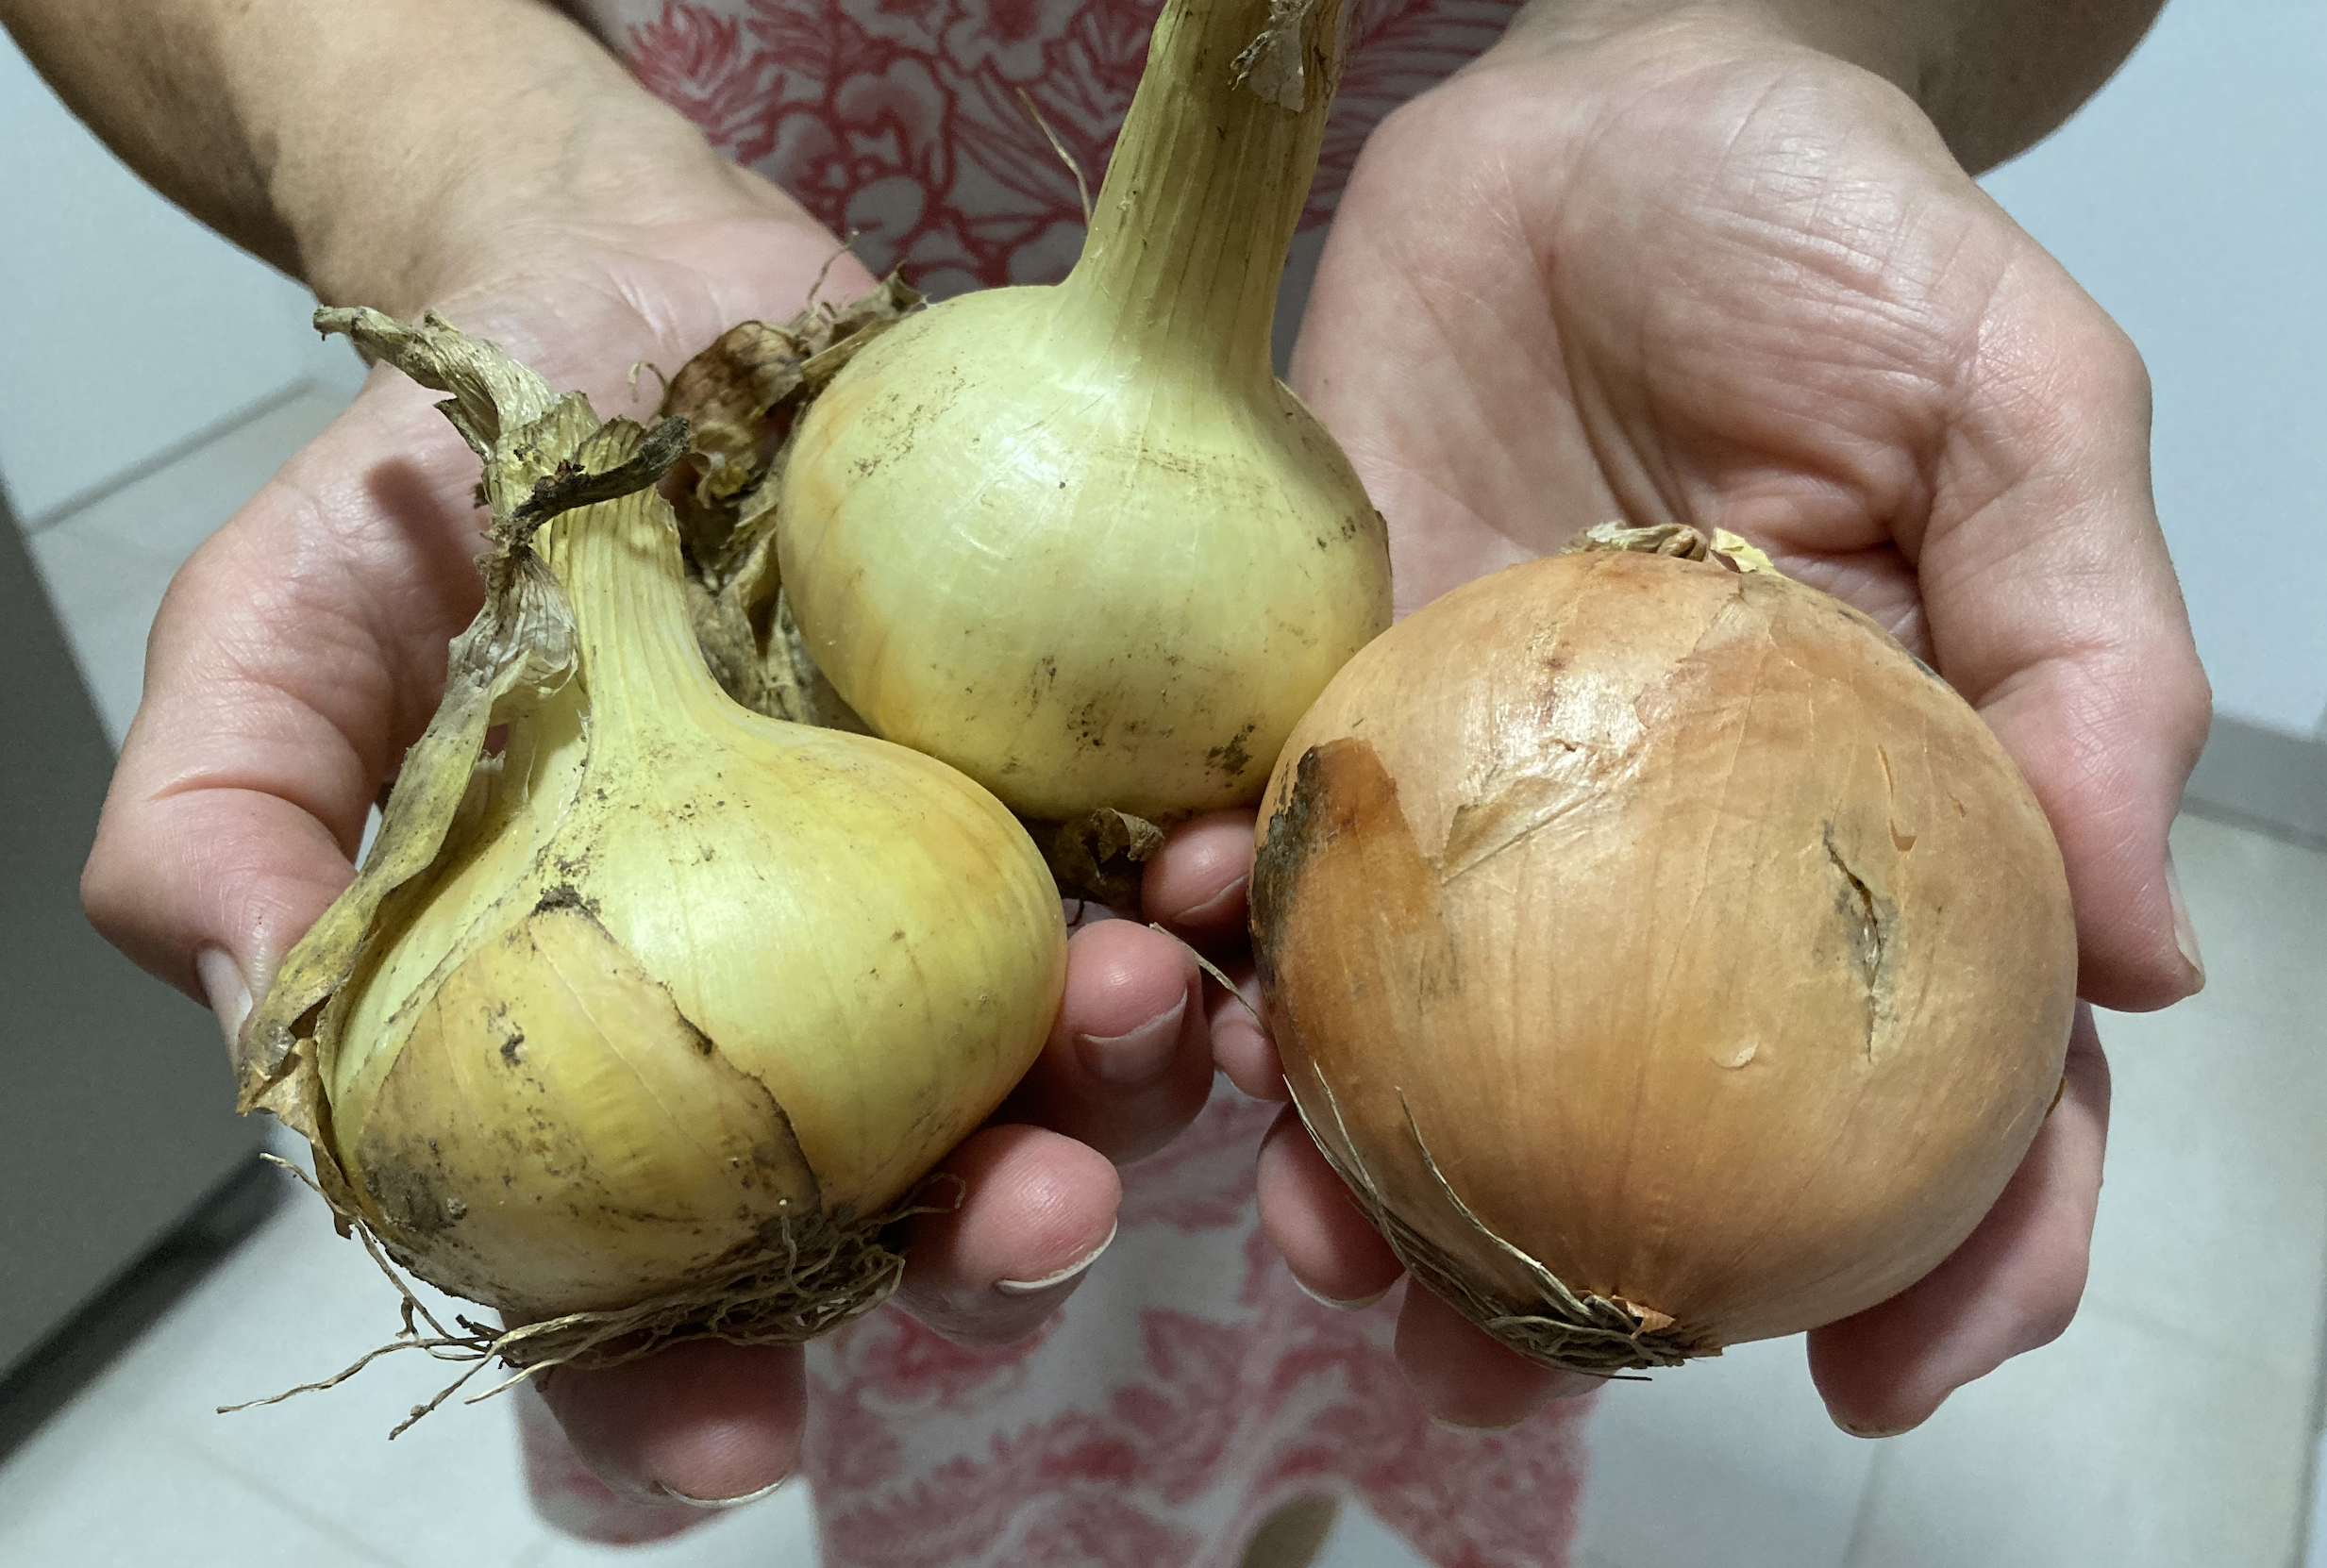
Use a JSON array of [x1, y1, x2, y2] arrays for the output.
[[80, 188, 1220, 1513], [1145, 4, 2206, 1438]]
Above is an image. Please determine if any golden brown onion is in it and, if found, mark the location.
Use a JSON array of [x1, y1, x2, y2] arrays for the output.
[[1248, 526, 2077, 1374]]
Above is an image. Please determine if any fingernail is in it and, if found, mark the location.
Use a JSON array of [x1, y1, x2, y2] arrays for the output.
[[1429, 1412, 1526, 1434], [196, 946, 253, 1048], [1076, 993, 1188, 1085], [649, 1475, 792, 1509], [1831, 1380, 1952, 1438], [1175, 874, 1249, 927], [996, 1221, 1117, 1296], [1292, 1276, 1389, 1312], [2165, 856, 2204, 993]]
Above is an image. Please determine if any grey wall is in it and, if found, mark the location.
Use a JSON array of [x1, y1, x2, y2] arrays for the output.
[[0, 500, 261, 1376], [1979, 0, 2327, 743], [0, 36, 343, 528]]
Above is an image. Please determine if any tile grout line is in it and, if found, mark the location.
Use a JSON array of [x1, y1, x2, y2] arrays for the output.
[[2071, 1144, 2327, 1568], [2289, 1200, 2327, 1568], [2182, 799, 2327, 859], [158, 1423, 421, 1568], [18, 375, 319, 536], [2075, 1293, 2226, 1349], [1834, 1432, 1893, 1568]]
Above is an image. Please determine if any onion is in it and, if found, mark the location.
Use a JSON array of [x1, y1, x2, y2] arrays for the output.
[[238, 311, 1066, 1375], [773, 0, 1392, 829], [1248, 525, 2077, 1373]]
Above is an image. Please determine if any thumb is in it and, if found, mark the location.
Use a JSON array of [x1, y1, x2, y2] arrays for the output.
[[1917, 252, 2208, 1012], [531, 1339, 807, 1508], [81, 387, 485, 1061]]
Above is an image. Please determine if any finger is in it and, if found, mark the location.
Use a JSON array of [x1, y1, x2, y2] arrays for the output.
[[1916, 257, 2209, 1012], [1394, 1281, 1598, 1429], [1255, 1106, 1402, 1308], [996, 918, 1214, 1163], [1141, 810, 1279, 1095], [1207, 956, 1281, 1100], [535, 1338, 805, 1505], [1143, 809, 1258, 938], [894, 1122, 1122, 1344], [1807, 1004, 2110, 1435]]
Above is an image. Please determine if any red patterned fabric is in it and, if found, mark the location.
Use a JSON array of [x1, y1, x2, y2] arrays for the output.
[[532, 5, 1598, 1560], [797, 1093, 1593, 1568], [583, 0, 1518, 292], [518, 1084, 1595, 1565]]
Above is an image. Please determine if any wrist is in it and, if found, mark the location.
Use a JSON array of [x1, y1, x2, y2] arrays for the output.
[[298, 122, 802, 321], [1, 0, 811, 315], [1495, 1, 1934, 99], [1494, 0, 2165, 172], [284, 51, 798, 316], [175, 0, 813, 315]]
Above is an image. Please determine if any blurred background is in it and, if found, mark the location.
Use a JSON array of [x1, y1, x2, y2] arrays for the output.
[[1, 1, 2319, 1565]]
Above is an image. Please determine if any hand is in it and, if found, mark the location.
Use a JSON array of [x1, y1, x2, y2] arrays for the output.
[[1147, 8, 2206, 1434], [79, 174, 1216, 1507]]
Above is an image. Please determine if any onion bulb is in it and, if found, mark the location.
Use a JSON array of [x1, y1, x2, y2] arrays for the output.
[[774, 0, 1392, 827], [1248, 525, 2077, 1373], [238, 311, 1065, 1366]]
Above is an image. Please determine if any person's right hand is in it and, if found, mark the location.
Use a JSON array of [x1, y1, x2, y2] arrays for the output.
[[1146, 0, 2208, 1440], [78, 155, 1218, 1511]]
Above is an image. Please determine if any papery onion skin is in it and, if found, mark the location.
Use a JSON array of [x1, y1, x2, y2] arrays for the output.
[[1248, 543, 2078, 1367]]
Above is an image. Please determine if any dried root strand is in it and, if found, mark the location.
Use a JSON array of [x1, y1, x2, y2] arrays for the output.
[[1016, 88, 1094, 223], [1147, 922, 1263, 1029], [224, 1157, 961, 1439], [1289, 1070, 1710, 1377]]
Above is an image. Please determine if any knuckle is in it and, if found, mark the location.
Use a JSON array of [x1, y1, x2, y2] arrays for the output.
[[2090, 322, 2153, 411], [2052, 309, 2155, 435], [78, 824, 140, 950]]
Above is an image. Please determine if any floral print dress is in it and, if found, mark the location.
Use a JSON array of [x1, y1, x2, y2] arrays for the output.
[[537, 4, 1598, 1563]]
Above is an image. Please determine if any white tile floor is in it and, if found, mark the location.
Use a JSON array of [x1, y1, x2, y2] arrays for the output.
[[8, 380, 2326, 1568]]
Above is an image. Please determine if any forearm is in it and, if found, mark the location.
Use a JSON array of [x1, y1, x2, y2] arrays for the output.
[[0, 0, 783, 312], [1506, 0, 2168, 170]]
